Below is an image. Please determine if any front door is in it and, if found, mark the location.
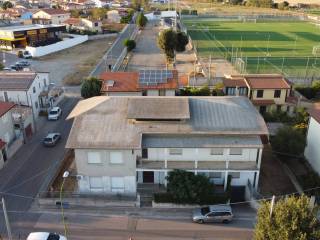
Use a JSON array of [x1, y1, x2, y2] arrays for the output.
[[143, 171, 154, 183], [259, 106, 267, 114]]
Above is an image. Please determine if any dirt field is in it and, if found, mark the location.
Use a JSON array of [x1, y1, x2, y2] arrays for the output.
[[33, 37, 116, 86]]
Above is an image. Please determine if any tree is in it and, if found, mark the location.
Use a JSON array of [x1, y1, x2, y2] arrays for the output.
[[166, 170, 214, 204], [90, 8, 107, 20], [246, 0, 272, 8], [157, 29, 177, 62], [81, 77, 102, 99], [271, 126, 306, 156], [254, 195, 320, 240], [175, 31, 189, 52], [123, 39, 136, 51], [136, 12, 148, 28], [70, 9, 81, 18], [1, 1, 13, 10]]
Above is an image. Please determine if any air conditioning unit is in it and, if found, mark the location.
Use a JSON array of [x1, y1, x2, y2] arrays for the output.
[[76, 175, 83, 180]]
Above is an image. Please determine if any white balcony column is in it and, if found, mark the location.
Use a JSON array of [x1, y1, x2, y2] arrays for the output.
[[257, 148, 263, 169], [195, 148, 199, 174], [164, 148, 168, 168], [164, 170, 168, 187], [254, 171, 260, 191], [224, 171, 229, 191]]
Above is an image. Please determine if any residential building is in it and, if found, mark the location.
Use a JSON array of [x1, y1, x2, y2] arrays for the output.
[[0, 101, 15, 169], [223, 74, 297, 114], [64, 18, 102, 33], [0, 72, 50, 118], [0, 24, 65, 50], [107, 10, 121, 23], [91, 0, 109, 8], [33, 8, 70, 25], [304, 107, 320, 175], [100, 70, 180, 96], [66, 96, 268, 196]]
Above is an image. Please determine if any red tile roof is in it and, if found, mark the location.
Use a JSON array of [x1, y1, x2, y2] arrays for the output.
[[225, 74, 291, 89], [223, 78, 247, 88], [0, 139, 6, 149], [100, 72, 140, 92], [0, 101, 15, 118], [64, 17, 81, 25], [251, 99, 275, 106], [179, 75, 189, 87], [37, 8, 69, 15]]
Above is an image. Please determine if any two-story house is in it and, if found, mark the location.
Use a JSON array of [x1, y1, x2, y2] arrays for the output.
[[223, 74, 296, 114], [64, 18, 102, 33], [304, 106, 320, 175], [100, 70, 181, 96], [33, 8, 70, 25], [0, 72, 50, 119], [0, 101, 15, 169], [66, 96, 268, 196]]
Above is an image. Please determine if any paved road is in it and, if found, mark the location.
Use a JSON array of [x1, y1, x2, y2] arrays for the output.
[[0, 52, 19, 68], [14, 204, 255, 240], [91, 24, 137, 77], [0, 97, 78, 239], [127, 21, 166, 71]]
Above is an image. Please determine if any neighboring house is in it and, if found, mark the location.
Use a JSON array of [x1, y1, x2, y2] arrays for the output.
[[66, 96, 268, 196], [100, 70, 181, 96], [0, 72, 50, 119], [0, 101, 15, 169], [64, 18, 102, 33], [223, 74, 297, 115], [91, 0, 109, 8], [33, 8, 70, 24], [304, 107, 320, 175], [60, 2, 86, 11], [107, 10, 121, 23]]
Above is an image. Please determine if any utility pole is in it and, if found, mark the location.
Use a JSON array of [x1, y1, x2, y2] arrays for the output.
[[1, 198, 12, 240]]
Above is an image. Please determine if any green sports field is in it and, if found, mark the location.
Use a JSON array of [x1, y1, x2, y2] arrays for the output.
[[182, 19, 320, 78]]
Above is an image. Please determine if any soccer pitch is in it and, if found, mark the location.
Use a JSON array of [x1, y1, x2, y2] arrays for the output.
[[182, 19, 320, 79]]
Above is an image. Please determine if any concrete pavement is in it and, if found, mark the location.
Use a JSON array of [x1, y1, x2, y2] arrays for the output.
[[0, 97, 79, 238]]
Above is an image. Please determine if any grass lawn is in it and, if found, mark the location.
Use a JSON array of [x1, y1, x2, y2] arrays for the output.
[[183, 19, 320, 78]]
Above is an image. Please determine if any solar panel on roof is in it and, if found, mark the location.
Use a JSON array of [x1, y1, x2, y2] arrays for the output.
[[139, 69, 172, 86]]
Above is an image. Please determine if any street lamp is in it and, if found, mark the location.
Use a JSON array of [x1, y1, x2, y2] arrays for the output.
[[60, 171, 69, 238]]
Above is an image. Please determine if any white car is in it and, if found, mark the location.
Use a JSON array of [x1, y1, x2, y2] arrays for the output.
[[48, 107, 62, 120], [26, 232, 67, 240]]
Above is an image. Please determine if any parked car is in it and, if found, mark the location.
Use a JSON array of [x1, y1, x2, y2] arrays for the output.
[[16, 60, 30, 67], [2, 67, 14, 71], [48, 107, 62, 120], [27, 232, 67, 240], [10, 64, 22, 71], [43, 133, 61, 147], [192, 204, 233, 224], [17, 50, 32, 59]]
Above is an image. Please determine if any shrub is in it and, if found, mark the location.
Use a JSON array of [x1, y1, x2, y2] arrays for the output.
[[124, 39, 136, 52], [81, 77, 102, 98], [136, 12, 148, 28]]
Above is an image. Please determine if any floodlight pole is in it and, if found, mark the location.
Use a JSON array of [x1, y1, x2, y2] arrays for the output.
[[1, 198, 12, 240]]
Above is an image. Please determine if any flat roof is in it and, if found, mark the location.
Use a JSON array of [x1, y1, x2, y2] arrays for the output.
[[66, 96, 268, 149], [142, 135, 263, 148], [0, 24, 64, 32], [0, 72, 36, 90], [127, 98, 190, 120]]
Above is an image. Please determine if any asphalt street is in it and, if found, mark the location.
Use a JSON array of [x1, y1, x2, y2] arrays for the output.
[[0, 97, 79, 239]]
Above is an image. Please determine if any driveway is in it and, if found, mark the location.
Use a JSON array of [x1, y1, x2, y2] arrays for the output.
[[0, 97, 79, 238], [127, 21, 167, 71]]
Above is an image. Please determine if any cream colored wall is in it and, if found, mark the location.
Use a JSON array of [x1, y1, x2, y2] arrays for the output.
[[251, 89, 287, 104]]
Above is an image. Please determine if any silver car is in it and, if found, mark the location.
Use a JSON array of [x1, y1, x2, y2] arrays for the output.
[[192, 204, 233, 224], [43, 133, 61, 147]]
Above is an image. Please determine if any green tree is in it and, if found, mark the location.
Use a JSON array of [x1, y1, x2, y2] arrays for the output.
[[247, 0, 272, 7], [271, 126, 306, 156], [166, 170, 214, 204], [90, 8, 107, 20], [81, 77, 102, 99], [254, 195, 320, 240], [157, 29, 177, 62], [1, 1, 13, 10], [0, 63, 3, 71], [175, 31, 189, 52], [136, 12, 148, 28], [70, 9, 81, 18], [123, 39, 136, 51]]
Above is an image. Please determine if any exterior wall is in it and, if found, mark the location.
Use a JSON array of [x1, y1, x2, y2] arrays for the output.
[[0, 109, 15, 144], [146, 90, 160, 96], [33, 11, 70, 24], [250, 89, 287, 105], [26, 34, 88, 57], [305, 117, 320, 175], [75, 149, 137, 195], [165, 90, 176, 96], [146, 147, 259, 162], [104, 92, 142, 96], [0, 73, 49, 118]]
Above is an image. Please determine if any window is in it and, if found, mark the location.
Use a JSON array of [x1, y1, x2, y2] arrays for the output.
[[89, 177, 103, 190], [227, 87, 236, 96], [94, 22, 98, 27], [229, 172, 240, 179], [256, 90, 264, 98], [110, 152, 123, 164], [33, 86, 36, 93], [142, 149, 148, 158], [87, 152, 102, 164], [169, 148, 183, 155], [210, 148, 224, 155], [209, 172, 222, 178], [229, 148, 242, 155], [35, 101, 38, 109], [274, 90, 281, 98], [39, 83, 41, 89], [111, 177, 124, 193]]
